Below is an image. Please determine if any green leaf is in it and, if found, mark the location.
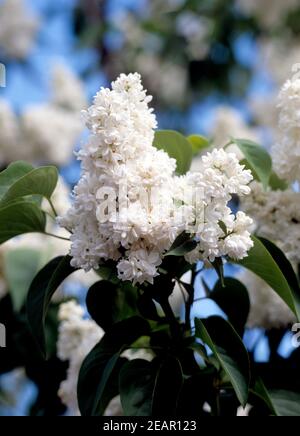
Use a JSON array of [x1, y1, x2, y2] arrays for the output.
[[195, 316, 250, 407], [252, 378, 276, 415], [0, 166, 58, 206], [269, 172, 288, 191], [210, 278, 250, 335], [165, 232, 197, 257], [119, 359, 155, 416], [259, 238, 300, 300], [3, 248, 41, 312], [97, 261, 119, 284], [218, 221, 228, 236], [211, 257, 225, 287], [177, 371, 214, 416], [80, 349, 126, 418], [120, 356, 184, 417], [253, 379, 300, 416], [232, 139, 272, 189], [0, 161, 34, 200], [78, 316, 150, 416], [137, 293, 160, 321], [91, 353, 124, 416], [0, 201, 46, 244], [153, 130, 193, 175], [86, 280, 138, 330], [189, 343, 209, 362], [166, 240, 197, 257], [187, 134, 210, 155], [234, 236, 300, 321], [151, 356, 184, 417], [26, 256, 77, 358], [269, 391, 300, 416]]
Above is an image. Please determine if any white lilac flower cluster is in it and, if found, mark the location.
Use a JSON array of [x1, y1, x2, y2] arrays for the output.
[[236, 0, 299, 29], [57, 301, 104, 416], [0, 64, 86, 166], [272, 77, 300, 183], [242, 182, 300, 264], [239, 270, 295, 329], [0, 0, 39, 59], [59, 73, 254, 285]]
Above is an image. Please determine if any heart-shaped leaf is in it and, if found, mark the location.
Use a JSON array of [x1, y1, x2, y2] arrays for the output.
[[0, 166, 58, 206], [26, 255, 77, 358], [153, 130, 193, 175], [195, 316, 250, 407], [0, 201, 46, 244], [232, 139, 272, 189]]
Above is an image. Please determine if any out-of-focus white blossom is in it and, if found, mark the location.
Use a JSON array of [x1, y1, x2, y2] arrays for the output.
[[57, 301, 104, 415], [0, 0, 39, 59], [236, 0, 299, 29], [248, 38, 300, 148], [57, 301, 103, 362], [242, 182, 300, 263], [57, 300, 152, 416], [135, 54, 188, 106], [237, 405, 252, 416], [0, 247, 7, 300], [51, 64, 87, 112], [259, 38, 300, 87], [0, 65, 86, 166], [112, 13, 189, 107], [0, 99, 20, 165], [250, 94, 279, 138], [175, 12, 211, 60], [104, 397, 123, 417], [60, 73, 254, 286], [240, 270, 295, 329], [211, 106, 259, 151], [241, 180, 300, 328], [239, 184, 294, 330], [272, 77, 300, 183], [191, 106, 259, 173], [21, 105, 83, 166]]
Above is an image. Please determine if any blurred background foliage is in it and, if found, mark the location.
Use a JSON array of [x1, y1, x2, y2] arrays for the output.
[[1, 0, 300, 416]]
